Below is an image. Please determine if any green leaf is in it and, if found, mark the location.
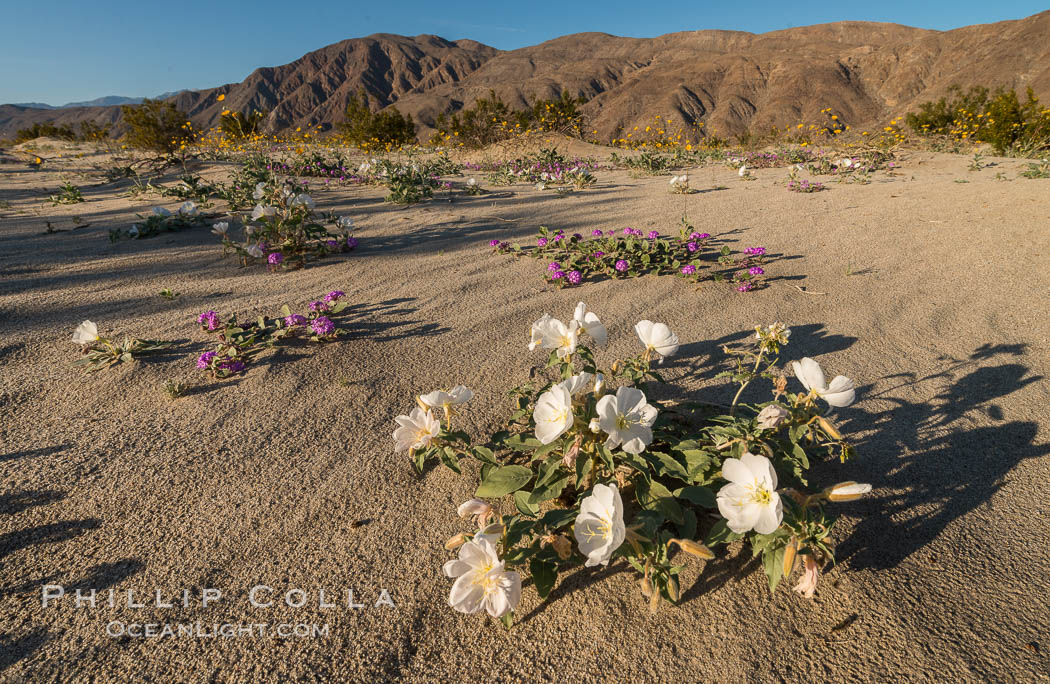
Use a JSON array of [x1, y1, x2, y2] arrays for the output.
[[513, 491, 540, 517], [675, 485, 717, 509], [676, 507, 697, 540], [704, 519, 743, 546], [440, 446, 461, 474], [280, 304, 291, 317], [762, 545, 786, 593], [530, 559, 558, 600], [504, 434, 543, 451], [635, 477, 684, 525], [504, 516, 534, 547], [529, 476, 570, 504], [476, 465, 533, 498], [471, 446, 499, 465], [644, 451, 691, 481], [538, 508, 577, 530]]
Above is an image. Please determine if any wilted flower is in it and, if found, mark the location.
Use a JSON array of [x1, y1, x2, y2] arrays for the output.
[[310, 317, 335, 336], [635, 320, 679, 360], [393, 407, 440, 452], [246, 244, 264, 258], [574, 483, 626, 567], [336, 216, 354, 230], [533, 385, 574, 444], [211, 221, 229, 236], [177, 201, 198, 217], [457, 498, 495, 528], [754, 323, 790, 353], [253, 182, 266, 200], [72, 320, 98, 346], [792, 357, 855, 408], [596, 387, 657, 454], [716, 452, 783, 534], [756, 404, 789, 429], [443, 536, 521, 618], [793, 554, 820, 598]]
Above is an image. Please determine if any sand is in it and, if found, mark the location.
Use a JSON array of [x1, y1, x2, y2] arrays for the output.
[[1, 140, 1049, 682]]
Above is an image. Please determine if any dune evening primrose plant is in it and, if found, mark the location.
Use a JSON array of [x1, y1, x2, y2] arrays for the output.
[[492, 222, 770, 290], [397, 306, 870, 625], [109, 203, 208, 241], [220, 180, 357, 271], [70, 320, 175, 372], [194, 289, 351, 378]]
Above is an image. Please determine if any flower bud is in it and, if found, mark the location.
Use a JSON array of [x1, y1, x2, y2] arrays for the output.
[[816, 415, 842, 440], [825, 481, 872, 502], [457, 498, 492, 519], [593, 373, 605, 394], [588, 418, 600, 433], [611, 360, 621, 374], [639, 576, 653, 598], [782, 538, 798, 577], [444, 533, 468, 550], [666, 577, 680, 603], [669, 538, 715, 560]]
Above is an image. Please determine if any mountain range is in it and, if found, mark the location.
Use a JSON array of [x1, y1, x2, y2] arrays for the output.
[[2, 11, 1048, 142]]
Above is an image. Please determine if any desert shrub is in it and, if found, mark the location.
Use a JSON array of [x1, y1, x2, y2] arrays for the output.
[[395, 306, 870, 624], [219, 109, 267, 139], [121, 99, 192, 153], [337, 92, 416, 148], [906, 85, 1050, 155], [16, 122, 78, 143], [433, 90, 588, 148], [49, 181, 84, 204]]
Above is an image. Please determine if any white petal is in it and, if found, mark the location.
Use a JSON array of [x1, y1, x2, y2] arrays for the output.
[[793, 357, 827, 393]]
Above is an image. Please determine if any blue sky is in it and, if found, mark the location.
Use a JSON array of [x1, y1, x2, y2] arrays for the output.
[[2, 0, 1046, 105]]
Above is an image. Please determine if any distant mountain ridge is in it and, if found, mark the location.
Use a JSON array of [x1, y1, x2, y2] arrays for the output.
[[2, 12, 1049, 141], [9, 92, 186, 110]]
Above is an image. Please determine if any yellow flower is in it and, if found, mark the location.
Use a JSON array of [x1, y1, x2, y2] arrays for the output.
[[216, 94, 225, 102]]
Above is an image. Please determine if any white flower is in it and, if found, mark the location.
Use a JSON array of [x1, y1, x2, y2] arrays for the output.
[[252, 182, 266, 200], [245, 244, 264, 258], [572, 302, 607, 346], [442, 536, 521, 618], [825, 481, 872, 502], [669, 176, 679, 185], [250, 204, 276, 221], [211, 221, 229, 236], [557, 372, 594, 397], [839, 158, 854, 169], [533, 385, 574, 444], [791, 357, 855, 408], [336, 216, 354, 230], [595, 386, 657, 454], [573, 483, 626, 567], [177, 201, 198, 216], [358, 161, 371, 174], [756, 404, 789, 429], [716, 452, 783, 534], [467, 178, 477, 186], [419, 386, 474, 423], [291, 193, 315, 210], [635, 320, 679, 361], [392, 407, 440, 453], [528, 315, 578, 359], [739, 165, 750, 177], [153, 207, 171, 217], [536, 182, 546, 191], [72, 320, 98, 346], [128, 225, 140, 238]]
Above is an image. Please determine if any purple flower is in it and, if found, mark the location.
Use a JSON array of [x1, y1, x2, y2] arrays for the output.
[[284, 314, 308, 327], [309, 300, 329, 312], [326, 239, 339, 249], [196, 351, 217, 369], [323, 290, 345, 303], [737, 282, 755, 292], [489, 239, 501, 247], [696, 233, 710, 240], [346, 236, 358, 249], [551, 270, 566, 280], [647, 230, 660, 240], [593, 250, 605, 258], [311, 317, 335, 336], [622, 228, 632, 236], [567, 270, 582, 284], [687, 242, 699, 252], [744, 247, 767, 257], [218, 359, 246, 373], [615, 259, 629, 272], [197, 310, 220, 331], [268, 252, 283, 266], [537, 237, 548, 247], [681, 264, 697, 275], [749, 266, 765, 276], [690, 232, 701, 240], [572, 233, 582, 240], [548, 262, 561, 272], [552, 234, 563, 243], [592, 229, 603, 236]]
